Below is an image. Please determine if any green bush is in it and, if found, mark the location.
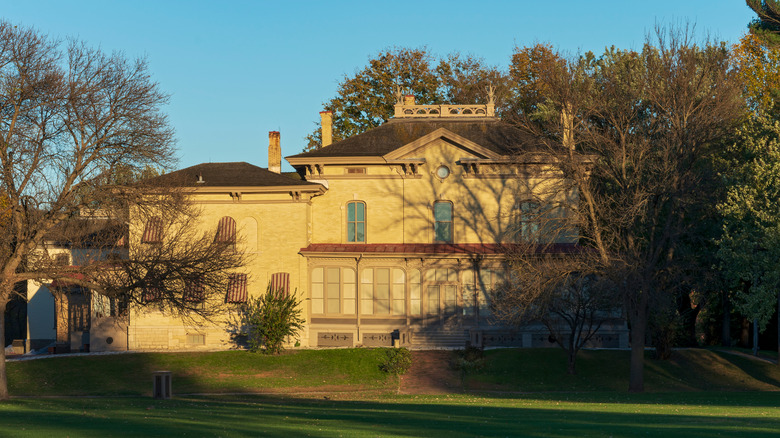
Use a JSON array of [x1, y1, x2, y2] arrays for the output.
[[379, 347, 412, 375], [454, 345, 485, 373], [245, 284, 305, 354]]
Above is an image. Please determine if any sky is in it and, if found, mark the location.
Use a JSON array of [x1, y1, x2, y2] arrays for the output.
[[1, 1, 757, 172]]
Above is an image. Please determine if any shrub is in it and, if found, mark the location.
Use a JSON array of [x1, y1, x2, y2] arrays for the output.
[[379, 348, 412, 375], [245, 284, 305, 354], [453, 345, 485, 373]]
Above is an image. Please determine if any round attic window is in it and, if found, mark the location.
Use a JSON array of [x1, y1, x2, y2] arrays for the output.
[[436, 165, 450, 179]]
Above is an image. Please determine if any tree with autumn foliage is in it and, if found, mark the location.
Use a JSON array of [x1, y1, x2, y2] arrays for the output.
[[501, 28, 743, 392], [714, 2, 780, 360], [305, 47, 507, 150]]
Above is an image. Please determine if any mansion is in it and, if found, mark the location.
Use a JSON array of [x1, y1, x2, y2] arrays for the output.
[[26, 96, 628, 352]]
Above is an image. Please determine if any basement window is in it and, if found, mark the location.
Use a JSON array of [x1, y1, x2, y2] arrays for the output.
[[186, 333, 205, 345]]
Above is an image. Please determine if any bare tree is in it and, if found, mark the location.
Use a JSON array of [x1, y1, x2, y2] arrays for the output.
[[0, 22, 245, 399], [506, 27, 743, 391], [492, 247, 618, 375]]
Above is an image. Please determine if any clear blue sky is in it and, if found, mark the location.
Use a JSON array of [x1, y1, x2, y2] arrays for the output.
[[2, 1, 756, 172]]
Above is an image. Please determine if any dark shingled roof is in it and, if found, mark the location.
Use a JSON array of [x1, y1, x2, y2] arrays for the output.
[[146, 162, 319, 187], [288, 117, 537, 159]]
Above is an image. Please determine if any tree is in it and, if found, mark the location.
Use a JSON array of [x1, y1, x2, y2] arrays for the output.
[[0, 21, 244, 399], [305, 47, 507, 150], [747, 0, 780, 46], [507, 28, 743, 392], [492, 249, 617, 375], [717, 116, 780, 357], [244, 284, 305, 354]]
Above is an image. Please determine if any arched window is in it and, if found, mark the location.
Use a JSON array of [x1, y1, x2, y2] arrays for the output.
[[141, 216, 163, 244], [346, 201, 366, 242], [215, 216, 236, 244], [433, 201, 453, 243]]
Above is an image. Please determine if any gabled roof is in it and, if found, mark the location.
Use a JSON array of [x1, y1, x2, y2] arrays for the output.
[[287, 118, 537, 160], [145, 162, 320, 188]]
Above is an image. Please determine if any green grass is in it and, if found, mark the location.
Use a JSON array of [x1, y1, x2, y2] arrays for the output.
[[5, 348, 780, 436], [462, 348, 780, 392], [7, 349, 395, 396], [2, 392, 780, 437]]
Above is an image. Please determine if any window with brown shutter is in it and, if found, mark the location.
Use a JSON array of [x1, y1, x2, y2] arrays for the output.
[[270, 272, 290, 296], [141, 217, 163, 244], [215, 216, 236, 245], [183, 279, 205, 302], [143, 287, 163, 303], [225, 273, 247, 303]]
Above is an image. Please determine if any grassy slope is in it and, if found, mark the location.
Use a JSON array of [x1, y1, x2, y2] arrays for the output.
[[463, 348, 780, 392], [7, 349, 394, 396], [6, 347, 780, 397]]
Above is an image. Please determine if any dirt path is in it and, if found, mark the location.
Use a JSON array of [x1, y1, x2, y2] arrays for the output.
[[399, 350, 461, 394]]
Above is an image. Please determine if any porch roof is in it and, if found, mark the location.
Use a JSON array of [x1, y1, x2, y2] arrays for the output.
[[299, 243, 581, 256]]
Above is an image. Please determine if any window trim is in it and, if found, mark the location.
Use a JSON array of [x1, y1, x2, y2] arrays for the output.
[[433, 201, 453, 243], [346, 201, 366, 243]]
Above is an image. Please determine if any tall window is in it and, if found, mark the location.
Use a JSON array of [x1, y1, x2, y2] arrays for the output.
[[141, 216, 163, 244], [311, 267, 356, 315], [215, 216, 236, 245], [519, 201, 540, 243], [360, 268, 405, 315], [346, 201, 366, 242], [433, 201, 453, 243]]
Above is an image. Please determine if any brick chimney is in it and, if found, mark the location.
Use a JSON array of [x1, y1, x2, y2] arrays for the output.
[[320, 111, 333, 147], [403, 95, 416, 106], [268, 131, 281, 173]]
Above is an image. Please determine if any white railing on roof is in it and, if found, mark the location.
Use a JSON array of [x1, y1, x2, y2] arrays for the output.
[[394, 103, 495, 118]]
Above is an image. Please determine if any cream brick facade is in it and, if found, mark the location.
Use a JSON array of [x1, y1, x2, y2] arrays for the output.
[[115, 100, 628, 351]]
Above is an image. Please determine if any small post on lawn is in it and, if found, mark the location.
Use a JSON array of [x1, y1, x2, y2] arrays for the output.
[[153, 371, 172, 399]]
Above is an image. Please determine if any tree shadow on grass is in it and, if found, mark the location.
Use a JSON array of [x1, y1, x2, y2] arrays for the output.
[[3, 393, 780, 438]]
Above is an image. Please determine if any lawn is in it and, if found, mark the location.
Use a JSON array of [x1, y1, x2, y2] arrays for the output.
[[4, 347, 780, 436], [2, 392, 780, 437], [7, 348, 395, 396]]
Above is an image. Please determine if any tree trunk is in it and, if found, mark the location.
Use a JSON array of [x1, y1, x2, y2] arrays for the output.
[[722, 290, 731, 347], [753, 318, 759, 357], [628, 293, 648, 393], [567, 348, 577, 375], [0, 299, 8, 400], [740, 317, 750, 347]]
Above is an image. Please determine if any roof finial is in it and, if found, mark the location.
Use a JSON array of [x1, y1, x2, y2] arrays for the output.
[[486, 84, 495, 105], [395, 83, 403, 105]]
